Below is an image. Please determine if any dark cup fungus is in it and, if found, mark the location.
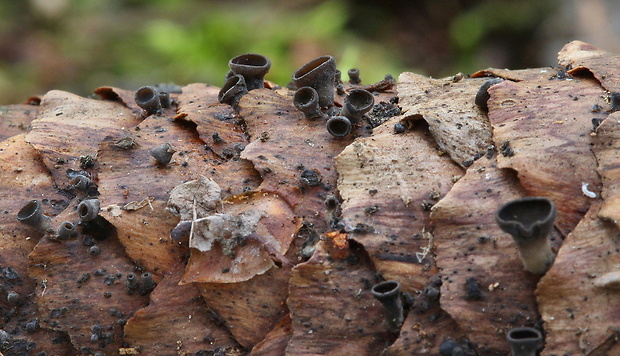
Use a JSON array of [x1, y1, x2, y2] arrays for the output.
[[334, 69, 342, 83], [158, 91, 171, 108], [57, 221, 77, 240], [126, 273, 138, 293], [341, 89, 374, 123], [17, 200, 51, 233], [475, 78, 503, 111], [294, 86, 323, 120], [150, 142, 176, 166], [134, 86, 162, 115], [496, 197, 557, 274], [218, 74, 248, 107], [371, 280, 404, 334], [70, 174, 91, 191], [140, 272, 156, 295], [228, 53, 271, 91], [78, 199, 100, 222], [336, 84, 345, 95], [506, 327, 543, 356], [326, 116, 352, 137], [292, 55, 337, 108], [348, 68, 361, 85]]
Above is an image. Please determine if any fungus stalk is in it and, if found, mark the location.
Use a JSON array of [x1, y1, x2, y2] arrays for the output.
[[371, 280, 404, 334], [496, 197, 557, 274]]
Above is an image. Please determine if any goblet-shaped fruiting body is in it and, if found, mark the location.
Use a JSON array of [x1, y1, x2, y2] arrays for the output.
[[496, 197, 557, 274], [292, 55, 337, 108], [228, 53, 271, 91]]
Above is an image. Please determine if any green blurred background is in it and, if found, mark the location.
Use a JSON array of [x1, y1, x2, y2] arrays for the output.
[[1, 0, 618, 104]]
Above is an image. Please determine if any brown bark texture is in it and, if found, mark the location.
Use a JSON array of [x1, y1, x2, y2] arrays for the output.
[[1, 40, 620, 355]]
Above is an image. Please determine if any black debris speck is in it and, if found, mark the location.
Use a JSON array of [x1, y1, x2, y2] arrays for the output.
[[465, 277, 482, 301]]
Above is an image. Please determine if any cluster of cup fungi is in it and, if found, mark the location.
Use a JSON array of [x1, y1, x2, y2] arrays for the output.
[[15, 52, 560, 355], [16, 173, 157, 298], [17, 174, 102, 247], [218, 53, 375, 138]]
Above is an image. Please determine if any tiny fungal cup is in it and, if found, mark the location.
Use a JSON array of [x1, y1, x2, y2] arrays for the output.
[[371, 280, 404, 334], [228, 53, 271, 91], [17, 200, 51, 233], [326, 116, 352, 137], [150, 142, 177, 166], [57, 221, 77, 240], [475, 78, 504, 111], [218, 74, 248, 107], [347, 68, 361, 85], [341, 89, 374, 123], [71, 174, 91, 191], [506, 327, 543, 356], [294, 86, 323, 120], [292, 55, 337, 108], [496, 197, 557, 274], [126, 273, 139, 292], [140, 272, 156, 295], [135, 86, 162, 115], [78, 199, 101, 222], [159, 91, 171, 108]]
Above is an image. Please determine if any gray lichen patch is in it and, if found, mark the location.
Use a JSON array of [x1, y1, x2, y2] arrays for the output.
[[168, 176, 269, 258], [190, 209, 267, 257]]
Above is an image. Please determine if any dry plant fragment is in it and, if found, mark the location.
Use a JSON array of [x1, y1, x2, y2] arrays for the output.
[[397, 72, 493, 168], [0, 104, 38, 141], [592, 112, 620, 227], [558, 40, 620, 92], [592, 271, 620, 290], [167, 176, 222, 221], [196, 266, 292, 349], [471, 67, 562, 82], [336, 120, 462, 292]]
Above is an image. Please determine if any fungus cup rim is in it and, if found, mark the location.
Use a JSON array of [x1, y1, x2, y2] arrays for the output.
[[292, 55, 334, 80], [496, 197, 556, 240]]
